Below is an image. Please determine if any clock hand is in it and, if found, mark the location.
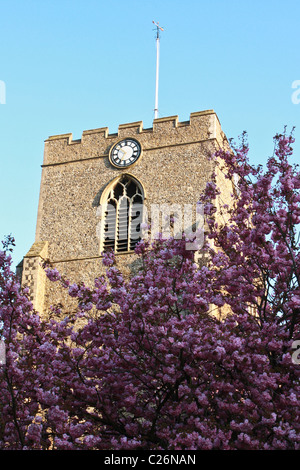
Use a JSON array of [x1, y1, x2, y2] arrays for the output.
[[120, 149, 128, 160]]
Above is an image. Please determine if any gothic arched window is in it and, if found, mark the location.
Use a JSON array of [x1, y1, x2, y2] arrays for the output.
[[101, 175, 144, 254]]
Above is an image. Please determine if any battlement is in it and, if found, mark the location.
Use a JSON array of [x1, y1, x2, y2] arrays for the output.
[[43, 110, 226, 166]]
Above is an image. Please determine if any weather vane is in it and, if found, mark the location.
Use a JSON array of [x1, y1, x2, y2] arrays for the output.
[[152, 21, 164, 119]]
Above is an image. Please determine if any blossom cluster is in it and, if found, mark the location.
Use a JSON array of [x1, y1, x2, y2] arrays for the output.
[[0, 130, 299, 450]]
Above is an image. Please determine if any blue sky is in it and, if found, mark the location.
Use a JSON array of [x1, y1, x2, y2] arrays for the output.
[[0, 0, 299, 268]]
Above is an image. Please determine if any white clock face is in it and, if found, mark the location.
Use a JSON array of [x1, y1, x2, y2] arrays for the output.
[[109, 139, 141, 168]]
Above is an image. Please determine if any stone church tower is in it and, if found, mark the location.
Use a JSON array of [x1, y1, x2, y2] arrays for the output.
[[18, 109, 232, 315]]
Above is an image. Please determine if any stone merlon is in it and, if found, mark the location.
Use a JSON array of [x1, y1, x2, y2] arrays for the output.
[[43, 110, 226, 166]]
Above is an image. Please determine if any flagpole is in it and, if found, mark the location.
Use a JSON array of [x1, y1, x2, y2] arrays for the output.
[[153, 21, 164, 119]]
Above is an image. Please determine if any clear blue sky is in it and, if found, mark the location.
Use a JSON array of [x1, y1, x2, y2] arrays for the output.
[[1, 0, 299, 268]]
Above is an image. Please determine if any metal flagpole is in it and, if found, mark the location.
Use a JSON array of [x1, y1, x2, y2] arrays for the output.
[[153, 21, 163, 119]]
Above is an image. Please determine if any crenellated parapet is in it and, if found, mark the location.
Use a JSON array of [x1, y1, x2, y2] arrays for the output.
[[43, 110, 226, 166]]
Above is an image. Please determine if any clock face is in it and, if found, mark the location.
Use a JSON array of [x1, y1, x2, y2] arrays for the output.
[[109, 138, 142, 168]]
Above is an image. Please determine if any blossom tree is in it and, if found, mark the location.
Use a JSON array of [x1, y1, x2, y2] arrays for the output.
[[203, 129, 300, 340], [0, 129, 299, 450]]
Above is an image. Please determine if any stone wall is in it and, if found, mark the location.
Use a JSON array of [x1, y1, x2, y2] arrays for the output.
[[21, 110, 231, 315]]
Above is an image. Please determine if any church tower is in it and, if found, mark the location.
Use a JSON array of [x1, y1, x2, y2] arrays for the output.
[[19, 110, 232, 314]]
